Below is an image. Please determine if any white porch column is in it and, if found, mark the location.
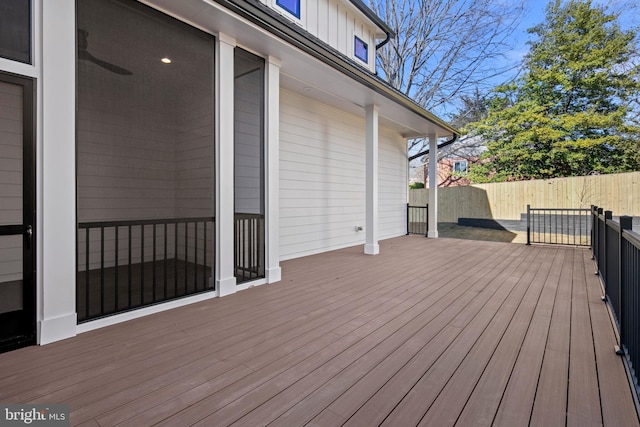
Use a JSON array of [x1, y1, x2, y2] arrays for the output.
[[265, 56, 282, 283], [427, 133, 439, 238], [39, 0, 78, 344], [216, 34, 237, 296], [364, 104, 379, 255]]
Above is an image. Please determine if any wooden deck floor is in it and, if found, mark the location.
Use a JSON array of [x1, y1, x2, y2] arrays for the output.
[[0, 236, 637, 426]]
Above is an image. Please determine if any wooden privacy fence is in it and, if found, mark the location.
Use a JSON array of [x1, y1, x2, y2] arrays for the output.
[[410, 172, 640, 223], [591, 206, 640, 397]]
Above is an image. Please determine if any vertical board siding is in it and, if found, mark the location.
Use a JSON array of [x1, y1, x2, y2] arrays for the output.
[[261, 0, 378, 71], [279, 90, 408, 260], [411, 172, 640, 222]]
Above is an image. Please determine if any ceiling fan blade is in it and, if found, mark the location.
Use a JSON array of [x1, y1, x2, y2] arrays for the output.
[[85, 52, 133, 76], [77, 29, 132, 76]]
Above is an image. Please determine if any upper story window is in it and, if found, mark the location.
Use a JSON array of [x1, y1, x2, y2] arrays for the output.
[[0, 0, 31, 64], [354, 36, 368, 63], [276, 0, 300, 19], [453, 160, 468, 174]]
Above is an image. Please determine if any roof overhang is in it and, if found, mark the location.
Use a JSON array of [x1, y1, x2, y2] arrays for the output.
[[143, 0, 458, 140]]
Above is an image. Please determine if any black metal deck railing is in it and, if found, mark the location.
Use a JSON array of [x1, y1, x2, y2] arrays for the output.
[[77, 217, 215, 322], [526, 205, 591, 246], [235, 213, 265, 284], [407, 203, 428, 236], [591, 205, 640, 396]]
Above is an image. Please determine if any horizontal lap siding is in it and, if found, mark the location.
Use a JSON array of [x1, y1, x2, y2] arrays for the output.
[[379, 129, 407, 239], [280, 90, 366, 260], [279, 90, 408, 260], [176, 98, 214, 267], [77, 68, 214, 270], [77, 87, 178, 223], [0, 81, 23, 282]]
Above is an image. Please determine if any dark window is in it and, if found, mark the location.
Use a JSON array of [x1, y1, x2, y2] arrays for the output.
[[354, 36, 368, 63], [0, 0, 31, 63], [276, 0, 300, 19]]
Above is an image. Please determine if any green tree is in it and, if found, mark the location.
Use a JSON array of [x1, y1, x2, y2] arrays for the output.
[[468, 0, 640, 183]]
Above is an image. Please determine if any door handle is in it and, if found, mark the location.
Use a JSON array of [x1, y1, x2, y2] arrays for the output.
[[25, 225, 32, 250]]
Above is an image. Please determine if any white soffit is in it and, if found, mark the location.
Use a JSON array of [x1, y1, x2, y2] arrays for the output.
[[144, 0, 452, 139]]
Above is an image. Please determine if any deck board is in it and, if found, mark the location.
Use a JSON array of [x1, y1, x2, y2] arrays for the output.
[[567, 245, 603, 427], [0, 236, 637, 427]]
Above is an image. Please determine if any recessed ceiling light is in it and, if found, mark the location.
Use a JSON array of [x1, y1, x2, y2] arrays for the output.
[[161, 57, 172, 64]]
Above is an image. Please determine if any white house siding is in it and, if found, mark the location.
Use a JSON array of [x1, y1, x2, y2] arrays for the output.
[[279, 89, 408, 260], [263, 0, 376, 72], [379, 127, 408, 239]]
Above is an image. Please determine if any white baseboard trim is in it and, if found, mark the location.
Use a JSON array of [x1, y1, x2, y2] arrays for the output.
[[76, 290, 218, 334]]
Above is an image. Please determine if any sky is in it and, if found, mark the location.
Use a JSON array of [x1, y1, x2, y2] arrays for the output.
[[498, 0, 639, 87]]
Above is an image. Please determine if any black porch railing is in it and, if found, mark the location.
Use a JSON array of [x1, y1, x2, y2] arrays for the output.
[[526, 205, 591, 246], [77, 217, 215, 322], [406, 203, 428, 236], [591, 205, 640, 396], [235, 213, 265, 284]]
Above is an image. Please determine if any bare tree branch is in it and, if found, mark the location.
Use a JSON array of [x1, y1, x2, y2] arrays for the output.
[[370, 0, 524, 113]]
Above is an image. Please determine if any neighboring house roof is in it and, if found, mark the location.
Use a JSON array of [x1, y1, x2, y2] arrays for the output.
[[212, 0, 458, 139]]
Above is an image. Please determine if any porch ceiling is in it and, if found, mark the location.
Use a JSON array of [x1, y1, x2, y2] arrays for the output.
[[145, 0, 453, 139], [0, 237, 637, 425]]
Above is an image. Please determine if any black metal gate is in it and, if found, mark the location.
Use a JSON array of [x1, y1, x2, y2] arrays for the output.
[[526, 205, 591, 246], [407, 204, 428, 236]]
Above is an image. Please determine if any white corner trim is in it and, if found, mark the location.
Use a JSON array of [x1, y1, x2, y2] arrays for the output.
[[428, 231, 439, 238], [38, 313, 77, 345]]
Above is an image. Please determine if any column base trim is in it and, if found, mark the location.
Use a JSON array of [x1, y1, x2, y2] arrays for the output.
[[217, 276, 237, 297], [364, 243, 380, 255], [266, 266, 282, 283], [38, 312, 77, 345]]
